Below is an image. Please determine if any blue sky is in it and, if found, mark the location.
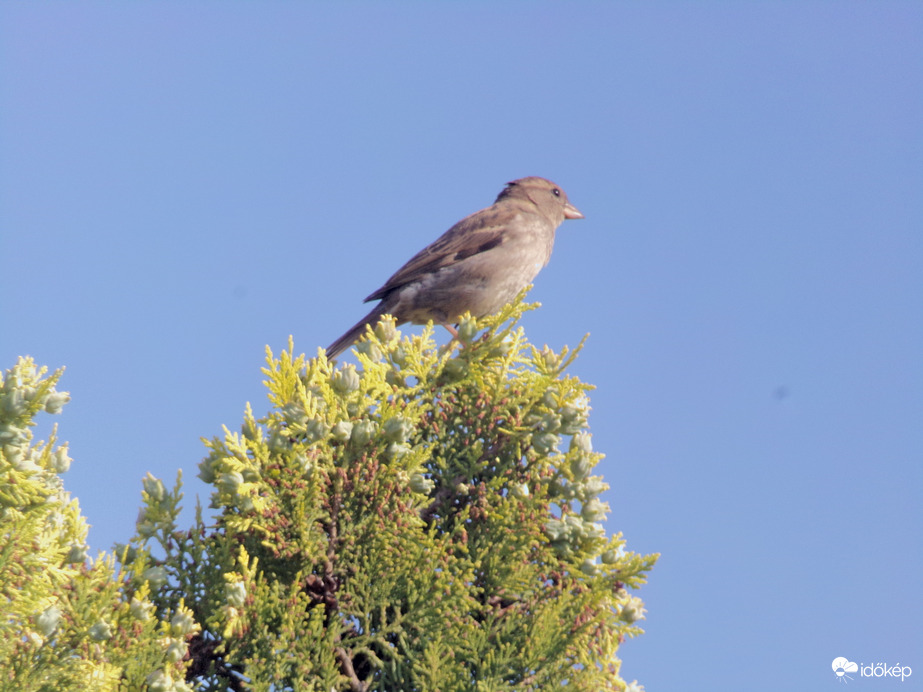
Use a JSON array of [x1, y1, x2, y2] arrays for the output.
[[2, 3, 921, 690]]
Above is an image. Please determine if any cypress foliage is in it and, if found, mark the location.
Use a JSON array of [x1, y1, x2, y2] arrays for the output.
[[184, 298, 656, 690], [0, 358, 197, 691], [0, 297, 657, 691]]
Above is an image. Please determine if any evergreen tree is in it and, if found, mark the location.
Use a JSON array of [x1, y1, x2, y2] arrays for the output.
[[1, 297, 657, 691], [0, 358, 197, 691]]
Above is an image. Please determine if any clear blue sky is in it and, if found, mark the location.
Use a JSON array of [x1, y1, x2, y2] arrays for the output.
[[2, 3, 920, 690]]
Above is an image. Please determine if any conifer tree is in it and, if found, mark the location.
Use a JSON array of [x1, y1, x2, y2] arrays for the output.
[[0, 358, 197, 691], [1, 297, 657, 691]]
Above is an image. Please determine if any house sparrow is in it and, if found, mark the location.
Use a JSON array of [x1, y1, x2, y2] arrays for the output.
[[326, 176, 583, 358]]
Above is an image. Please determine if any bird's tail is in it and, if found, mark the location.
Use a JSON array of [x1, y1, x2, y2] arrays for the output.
[[325, 303, 391, 359]]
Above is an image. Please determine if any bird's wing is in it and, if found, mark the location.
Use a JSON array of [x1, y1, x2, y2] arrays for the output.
[[364, 204, 512, 302]]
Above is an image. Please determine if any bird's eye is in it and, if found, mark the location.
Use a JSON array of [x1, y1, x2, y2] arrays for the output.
[[552, 188, 561, 197]]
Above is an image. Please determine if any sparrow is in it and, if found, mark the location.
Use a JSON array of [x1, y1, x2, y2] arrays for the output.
[[326, 176, 583, 358]]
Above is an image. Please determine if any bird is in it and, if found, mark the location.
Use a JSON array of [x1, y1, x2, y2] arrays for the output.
[[326, 176, 583, 358]]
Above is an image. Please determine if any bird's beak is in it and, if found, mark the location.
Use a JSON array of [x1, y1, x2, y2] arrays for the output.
[[564, 202, 584, 220]]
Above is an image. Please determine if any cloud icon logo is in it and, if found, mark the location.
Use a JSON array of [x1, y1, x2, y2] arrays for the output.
[[832, 657, 858, 682]]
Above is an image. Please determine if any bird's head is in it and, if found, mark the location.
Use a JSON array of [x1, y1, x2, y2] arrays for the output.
[[498, 177, 584, 224]]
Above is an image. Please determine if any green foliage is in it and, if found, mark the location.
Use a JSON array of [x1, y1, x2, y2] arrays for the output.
[[0, 358, 197, 691], [0, 297, 657, 691], [177, 297, 656, 691]]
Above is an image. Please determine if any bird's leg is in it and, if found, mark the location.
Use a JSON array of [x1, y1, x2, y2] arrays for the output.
[[440, 323, 467, 353]]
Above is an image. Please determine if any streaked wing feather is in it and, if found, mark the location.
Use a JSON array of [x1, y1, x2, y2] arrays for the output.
[[364, 207, 507, 302]]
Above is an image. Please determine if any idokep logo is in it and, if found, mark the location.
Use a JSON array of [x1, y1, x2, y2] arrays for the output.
[[832, 657, 913, 683]]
